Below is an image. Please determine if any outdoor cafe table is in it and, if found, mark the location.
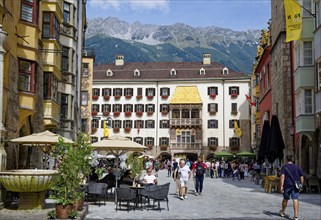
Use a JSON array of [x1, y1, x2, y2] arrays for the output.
[[130, 185, 145, 208]]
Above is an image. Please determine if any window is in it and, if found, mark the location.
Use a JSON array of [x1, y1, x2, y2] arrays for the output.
[[231, 103, 238, 114], [170, 68, 176, 76], [113, 104, 122, 112], [82, 63, 89, 77], [91, 118, 99, 129], [160, 104, 169, 112], [222, 67, 229, 75], [317, 1, 321, 27], [146, 104, 155, 112], [181, 131, 193, 143], [191, 109, 200, 118], [61, 94, 68, 119], [137, 88, 142, 96], [145, 120, 155, 128], [134, 69, 140, 76], [208, 86, 218, 95], [106, 69, 113, 76], [145, 137, 154, 146], [112, 120, 121, 128], [81, 92, 88, 106], [63, 2, 70, 23], [113, 88, 122, 96], [81, 119, 87, 133], [124, 104, 133, 112], [92, 104, 99, 112], [229, 87, 239, 96], [208, 120, 218, 128], [135, 104, 144, 112], [304, 89, 313, 114], [42, 12, 59, 40], [229, 120, 240, 128], [303, 41, 313, 65], [43, 72, 52, 99], [102, 88, 111, 96], [229, 137, 240, 147], [199, 67, 206, 75], [160, 137, 169, 146], [134, 120, 144, 129], [160, 120, 169, 128], [92, 88, 100, 96], [19, 59, 35, 93], [146, 88, 155, 96], [102, 104, 111, 112], [123, 120, 132, 128], [124, 88, 133, 97], [182, 109, 190, 118], [208, 137, 218, 147], [172, 109, 180, 118], [160, 87, 170, 96], [21, 0, 38, 23], [134, 137, 143, 145], [302, 0, 312, 17], [208, 103, 218, 113], [62, 47, 69, 71]]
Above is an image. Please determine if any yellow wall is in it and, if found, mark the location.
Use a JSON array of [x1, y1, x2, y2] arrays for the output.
[[43, 100, 60, 127]]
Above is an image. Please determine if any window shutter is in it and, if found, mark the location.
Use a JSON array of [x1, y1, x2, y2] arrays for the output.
[[208, 120, 210, 128], [237, 87, 239, 94], [215, 87, 218, 95], [229, 87, 231, 95], [145, 89, 148, 96], [207, 87, 210, 95], [113, 88, 116, 96], [208, 104, 210, 112], [215, 103, 218, 112], [153, 88, 155, 96], [159, 120, 163, 128], [159, 137, 161, 145], [160, 104, 163, 112], [134, 104, 137, 112], [167, 88, 170, 95]]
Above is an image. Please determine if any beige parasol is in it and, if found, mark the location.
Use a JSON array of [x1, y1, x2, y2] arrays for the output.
[[10, 130, 74, 153], [92, 135, 147, 192]]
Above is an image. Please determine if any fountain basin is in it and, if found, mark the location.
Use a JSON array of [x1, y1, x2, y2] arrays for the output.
[[0, 169, 58, 209]]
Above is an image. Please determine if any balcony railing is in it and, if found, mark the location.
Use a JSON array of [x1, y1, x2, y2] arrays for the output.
[[170, 118, 202, 126], [171, 141, 202, 150]]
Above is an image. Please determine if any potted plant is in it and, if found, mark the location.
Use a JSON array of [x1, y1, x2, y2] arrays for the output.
[[136, 111, 143, 116], [125, 111, 132, 117], [113, 111, 120, 117], [92, 95, 98, 100], [103, 95, 110, 101], [126, 155, 143, 185], [103, 111, 110, 116], [50, 133, 92, 219], [136, 95, 142, 99]]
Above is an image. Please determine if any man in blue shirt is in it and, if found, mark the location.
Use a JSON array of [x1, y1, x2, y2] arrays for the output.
[[279, 155, 304, 220]]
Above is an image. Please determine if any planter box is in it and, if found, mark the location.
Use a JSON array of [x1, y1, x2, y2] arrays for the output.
[[160, 145, 168, 151], [147, 111, 154, 116], [209, 110, 217, 115], [161, 111, 168, 115], [91, 128, 97, 134], [103, 111, 110, 116], [92, 95, 98, 100], [103, 95, 110, 101], [113, 111, 120, 117], [231, 94, 238, 98], [161, 95, 168, 99], [230, 146, 240, 151], [209, 146, 218, 151], [124, 127, 131, 133], [136, 95, 143, 99], [125, 111, 132, 117], [114, 95, 121, 100], [147, 145, 153, 150], [147, 95, 154, 100], [209, 94, 217, 99], [125, 95, 132, 99], [113, 127, 120, 132], [136, 111, 143, 116], [91, 111, 98, 116]]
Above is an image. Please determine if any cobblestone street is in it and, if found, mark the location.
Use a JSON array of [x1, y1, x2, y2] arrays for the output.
[[85, 170, 321, 220]]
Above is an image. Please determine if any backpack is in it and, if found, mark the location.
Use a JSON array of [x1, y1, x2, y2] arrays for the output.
[[196, 163, 205, 176]]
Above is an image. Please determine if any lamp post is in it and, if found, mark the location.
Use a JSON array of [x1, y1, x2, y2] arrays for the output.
[[0, 25, 8, 209]]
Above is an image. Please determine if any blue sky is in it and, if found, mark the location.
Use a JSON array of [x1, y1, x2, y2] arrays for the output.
[[87, 0, 271, 31]]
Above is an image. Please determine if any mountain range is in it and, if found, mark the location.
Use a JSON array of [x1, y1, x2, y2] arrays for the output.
[[85, 17, 261, 73]]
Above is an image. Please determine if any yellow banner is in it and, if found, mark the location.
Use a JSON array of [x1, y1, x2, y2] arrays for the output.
[[103, 121, 109, 138], [234, 121, 242, 137], [284, 0, 302, 42]]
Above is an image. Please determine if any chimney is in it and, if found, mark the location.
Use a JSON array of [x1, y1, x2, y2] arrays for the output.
[[203, 53, 211, 65], [115, 55, 124, 66]]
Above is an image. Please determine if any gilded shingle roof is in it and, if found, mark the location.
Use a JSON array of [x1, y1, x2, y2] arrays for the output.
[[93, 61, 248, 81], [170, 86, 202, 104]]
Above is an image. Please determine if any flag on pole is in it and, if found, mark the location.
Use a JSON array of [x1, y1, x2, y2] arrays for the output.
[[234, 121, 242, 137], [284, 0, 302, 42], [103, 121, 109, 138], [245, 94, 256, 107]]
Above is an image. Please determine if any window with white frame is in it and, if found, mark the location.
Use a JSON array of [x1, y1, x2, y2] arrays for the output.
[[92, 118, 99, 128], [208, 86, 218, 95], [229, 119, 240, 128], [199, 67, 206, 75], [208, 103, 218, 113], [134, 137, 143, 145], [145, 120, 155, 128], [81, 92, 88, 106], [145, 137, 154, 146], [102, 104, 111, 112], [160, 87, 170, 96], [182, 109, 190, 118], [303, 41, 313, 65], [146, 104, 155, 112], [124, 88, 133, 96], [61, 94, 68, 119], [229, 137, 240, 147], [208, 137, 218, 146], [113, 120, 121, 128], [191, 109, 200, 118], [160, 120, 169, 128], [302, 0, 312, 17], [231, 103, 238, 113], [134, 69, 140, 76], [160, 137, 169, 146], [62, 47, 69, 71], [21, 0, 38, 23], [146, 88, 155, 96], [92, 88, 100, 96], [123, 120, 132, 128], [18, 59, 35, 93], [102, 88, 111, 96], [208, 120, 218, 128], [113, 88, 122, 96], [304, 89, 313, 114], [124, 104, 133, 112], [134, 120, 144, 129], [170, 68, 176, 76], [113, 104, 122, 112], [135, 104, 144, 112], [181, 131, 192, 143], [160, 104, 169, 112], [92, 104, 99, 112]]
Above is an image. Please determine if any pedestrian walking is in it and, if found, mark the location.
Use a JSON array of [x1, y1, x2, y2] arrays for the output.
[[279, 155, 304, 220], [173, 165, 181, 196], [177, 160, 191, 200], [192, 157, 207, 195], [167, 159, 172, 177]]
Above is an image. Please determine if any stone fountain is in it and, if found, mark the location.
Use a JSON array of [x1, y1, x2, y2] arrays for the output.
[[0, 169, 58, 209]]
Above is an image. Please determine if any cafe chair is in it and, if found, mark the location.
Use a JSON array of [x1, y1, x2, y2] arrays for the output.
[[86, 182, 108, 207], [138, 184, 159, 209], [148, 184, 170, 212], [116, 187, 137, 212]]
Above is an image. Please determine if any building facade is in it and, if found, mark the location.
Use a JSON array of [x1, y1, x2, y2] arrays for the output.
[[91, 54, 251, 160]]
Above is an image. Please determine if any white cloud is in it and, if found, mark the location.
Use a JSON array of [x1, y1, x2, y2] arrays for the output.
[[88, 0, 169, 13]]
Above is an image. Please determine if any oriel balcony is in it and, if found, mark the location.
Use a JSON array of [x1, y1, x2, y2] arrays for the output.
[[170, 118, 202, 126], [171, 141, 202, 150]]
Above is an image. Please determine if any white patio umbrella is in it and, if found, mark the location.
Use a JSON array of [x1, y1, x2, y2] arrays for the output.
[[10, 130, 74, 153], [91, 135, 147, 192]]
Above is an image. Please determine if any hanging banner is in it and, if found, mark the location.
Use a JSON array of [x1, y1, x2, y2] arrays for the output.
[[284, 0, 302, 42]]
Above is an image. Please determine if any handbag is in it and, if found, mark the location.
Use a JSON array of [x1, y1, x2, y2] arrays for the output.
[[284, 166, 303, 192]]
